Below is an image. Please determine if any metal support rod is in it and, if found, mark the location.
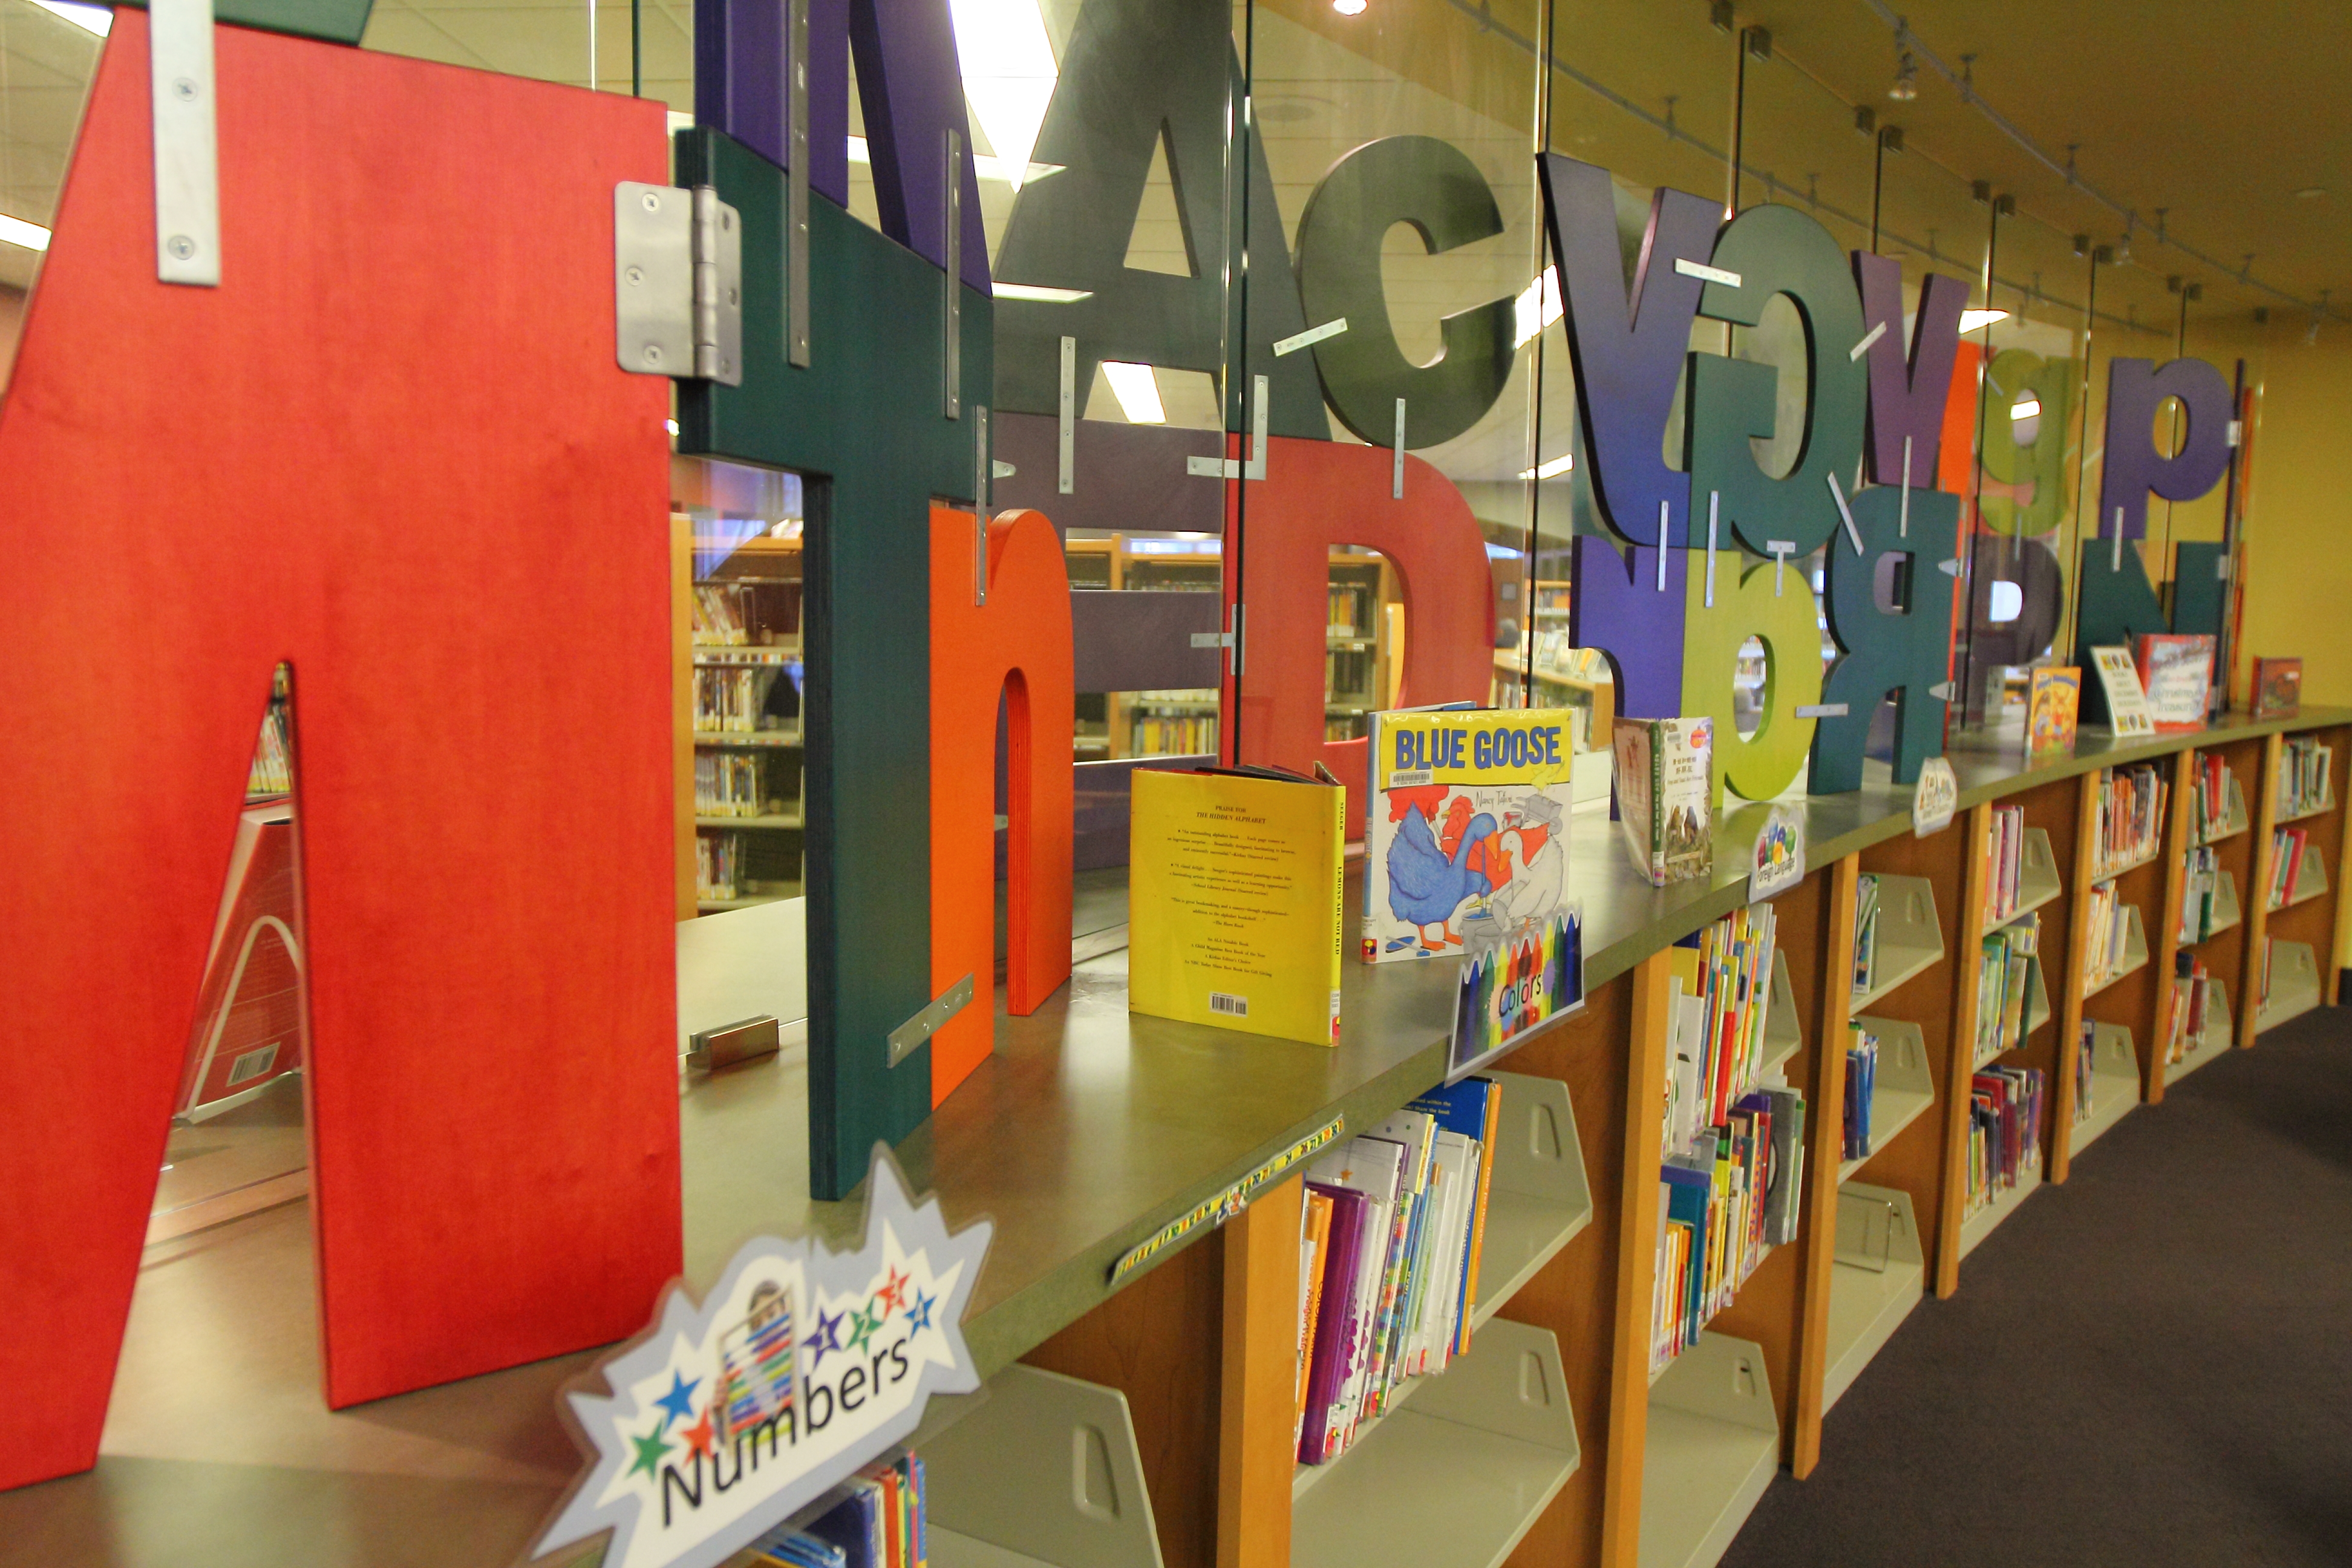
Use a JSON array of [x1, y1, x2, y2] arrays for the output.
[[944, 128, 962, 419], [1057, 336, 1076, 494], [786, 0, 811, 366]]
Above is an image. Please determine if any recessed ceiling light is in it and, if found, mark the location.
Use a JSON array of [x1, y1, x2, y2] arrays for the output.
[[1959, 308, 2009, 332], [2295, 186, 2328, 200], [0, 214, 52, 252], [1518, 454, 1575, 480], [2010, 397, 2041, 420], [1333, 0, 1368, 15], [1100, 362, 1166, 424]]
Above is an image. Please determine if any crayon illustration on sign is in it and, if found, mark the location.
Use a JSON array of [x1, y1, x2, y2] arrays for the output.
[[1449, 903, 1585, 1078], [1749, 805, 1805, 903]]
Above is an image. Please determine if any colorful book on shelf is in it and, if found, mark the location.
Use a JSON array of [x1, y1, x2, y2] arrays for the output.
[[2252, 656, 2302, 719], [1293, 1189, 1334, 1445], [1612, 716, 1714, 886], [1129, 763, 1345, 1046], [2025, 666, 2080, 763], [1362, 706, 1577, 962], [2134, 633, 2216, 733], [1408, 1076, 1503, 1354], [1298, 1133, 1407, 1463], [1297, 1182, 1369, 1465], [2088, 645, 2157, 737]]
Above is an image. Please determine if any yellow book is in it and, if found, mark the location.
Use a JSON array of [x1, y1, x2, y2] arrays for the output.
[[1129, 766, 1346, 1046]]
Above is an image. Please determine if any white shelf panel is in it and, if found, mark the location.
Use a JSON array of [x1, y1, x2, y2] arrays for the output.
[[1470, 1072, 1595, 1332], [2082, 903, 2150, 1001], [2195, 774, 2249, 846], [2274, 795, 2336, 827], [1957, 1160, 2043, 1261], [1641, 1333, 1780, 1568], [1292, 1319, 1579, 1568], [1841, 1018, 1934, 1182], [927, 1365, 1165, 1568], [1823, 1182, 1925, 1412], [2069, 1023, 2140, 1156], [2182, 869, 2243, 946], [2164, 989, 2236, 1088], [1759, 949, 1803, 1077], [1852, 874, 1944, 1012], [1984, 826, 2063, 933], [2271, 843, 2331, 910], [2256, 940, 2324, 1033]]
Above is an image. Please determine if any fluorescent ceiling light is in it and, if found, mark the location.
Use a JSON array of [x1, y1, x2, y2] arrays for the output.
[[949, 0, 1058, 192], [1333, 0, 1368, 13], [30, 1, 110, 36], [995, 281, 1093, 304], [1518, 454, 1574, 480], [0, 214, 52, 252], [1959, 308, 2010, 332], [845, 134, 1062, 187], [1514, 267, 1563, 347], [2010, 397, 2041, 420], [1100, 362, 1166, 423]]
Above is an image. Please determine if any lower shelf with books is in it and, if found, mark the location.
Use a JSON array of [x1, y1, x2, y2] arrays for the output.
[[2180, 867, 2243, 945], [925, 1364, 1164, 1568], [1466, 1073, 1595, 1331], [1840, 1019, 1934, 1182], [2080, 901, 2151, 1000], [1639, 1331, 1781, 1568], [2256, 939, 2323, 1033], [2164, 990, 2236, 1088], [1759, 950, 1802, 1077], [1291, 1318, 1579, 1568], [1851, 874, 1944, 1012], [1956, 1160, 2042, 1261], [1823, 1182, 1924, 1413], [2069, 1023, 2141, 1157]]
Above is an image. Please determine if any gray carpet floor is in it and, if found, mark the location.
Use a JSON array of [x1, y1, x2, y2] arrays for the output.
[[1720, 1002, 2352, 1567]]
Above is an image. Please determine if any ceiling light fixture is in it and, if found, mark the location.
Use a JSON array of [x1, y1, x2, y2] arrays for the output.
[[1512, 267, 1563, 348], [1959, 309, 2008, 333], [28, 1, 109, 36], [0, 214, 52, 252], [994, 282, 1093, 304], [2010, 398, 2041, 421], [1889, 49, 1919, 102], [2295, 186, 2328, 200], [1333, 0, 1368, 14], [1100, 362, 1166, 424], [1518, 454, 1575, 481], [947, 0, 1059, 192]]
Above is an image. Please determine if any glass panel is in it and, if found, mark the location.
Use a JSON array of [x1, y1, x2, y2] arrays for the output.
[[154, 666, 311, 1241], [0, 0, 106, 391], [673, 456, 808, 911]]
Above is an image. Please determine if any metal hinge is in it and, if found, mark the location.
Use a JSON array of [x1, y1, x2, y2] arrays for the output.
[[613, 182, 744, 385]]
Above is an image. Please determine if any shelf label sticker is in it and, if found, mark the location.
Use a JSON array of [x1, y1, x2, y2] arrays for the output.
[[1912, 756, 1958, 837], [1110, 1115, 1343, 1287], [1749, 804, 1806, 903], [532, 1149, 991, 1568]]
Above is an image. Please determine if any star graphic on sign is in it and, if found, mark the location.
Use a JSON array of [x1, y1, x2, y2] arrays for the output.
[[678, 1405, 717, 1462], [844, 1302, 883, 1355], [653, 1370, 700, 1429], [626, 1423, 672, 1481], [904, 1287, 936, 1333], [807, 1305, 844, 1370], [875, 1266, 911, 1315]]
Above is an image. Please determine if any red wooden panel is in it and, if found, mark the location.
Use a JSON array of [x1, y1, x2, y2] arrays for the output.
[[929, 507, 1075, 1104], [0, 16, 679, 1488], [1225, 439, 1495, 835]]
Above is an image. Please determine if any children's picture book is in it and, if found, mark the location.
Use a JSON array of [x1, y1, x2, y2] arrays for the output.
[[2026, 666, 2082, 763], [1363, 707, 1578, 962], [2253, 656, 2303, 719], [1449, 904, 1584, 1079], [2088, 647, 2157, 737], [1130, 763, 1346, 1046], [2135, 633, 2216, 732], [1613, 716, 1714, 887]]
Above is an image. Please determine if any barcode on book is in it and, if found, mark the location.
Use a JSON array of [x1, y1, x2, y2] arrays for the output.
[[1208, 991, 1249, 1018], [1390, 768, 1433, 788], [226, 1043, 281, 1087]]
